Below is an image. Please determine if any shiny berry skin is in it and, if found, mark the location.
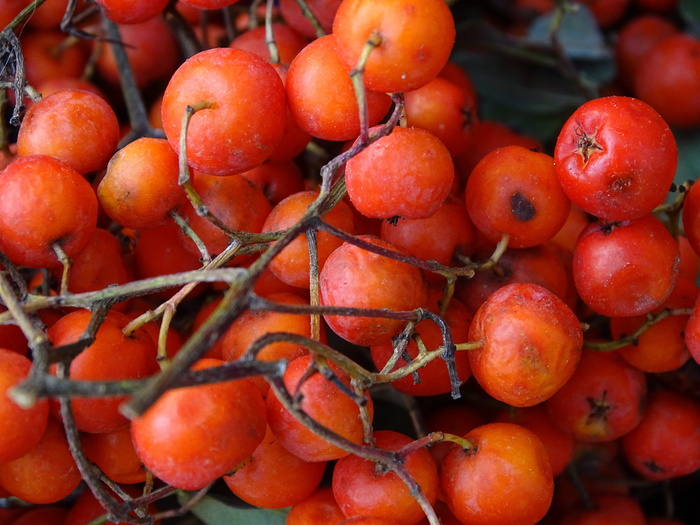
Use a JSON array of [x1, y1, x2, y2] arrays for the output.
[[440, 422, 554, 525], [0, 155, 98, 268], [635, 34, 700, 129], [370, 290, 472, 397], [572, 214, 679, 317], [546, 350, 647, 442], [468, 282, 583, 407], [332, 0, 456, 93], [0, 349, 49, 463], [465, 145, 570, 248], [262, 190, 356, 289], [285, 34, 391, 142], [621, 389, 700, 480], [17, 88, 120, 175], [223, 426, 326, 509], [345, 126, 455, 220], [266, 355, 374, 462], [131, 359, 267, 490], [332, 430, 439, 525], [319, 235, 428, 347], [48, 310, 157, 433], [161, 47, 286, 175], [0, 418, 81, 504], [554, 96, 677, 221]]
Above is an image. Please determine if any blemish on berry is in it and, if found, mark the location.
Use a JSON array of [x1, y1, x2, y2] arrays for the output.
[[510, 192, 536, 222], [609, 176, 632, 193], [643, 460, 666, 474]]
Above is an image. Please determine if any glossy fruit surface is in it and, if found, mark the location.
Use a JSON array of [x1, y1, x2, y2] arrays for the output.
[[223, 426, 326, 509], [98, 137, 185, 230], [4, 4, 700, 524], [465, 145, 570, 248], [48, 309, 157, 433], [370, 290, 472, 396], [286, 35, 392, 142], [635, 34, 700, 128], [333, 430, 439, 525], [621, 389, 700, 480], [468, 282, 583, 407], [554, 96, 677, 220], [546, 350, 647, 442], [319, 235, 428, 347], [0, 418, 81, 504], [161, 47, 286, 175], [131, 358, 267, 490], [440, 422, 554, 525], [345, 126, 454, 220], [17, 88, 120, 175], [0, 349, 49, 462], [333, 0, 456, 92], [572, 214, 679, 317], [262, 190, 356, 288], [176, 172, 271, 258], [0, 155, 98, 268], [266, 354, 373, 462]]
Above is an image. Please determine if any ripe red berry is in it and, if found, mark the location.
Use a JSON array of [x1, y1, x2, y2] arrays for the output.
[[98, 137, 185, 230], [161, 47, 286, 175], [554, 96, 677, 220], [345, 126, 454, 220], [621, 389, 700, 480], [131, 359, 267, 490], [262, 190, 356, 289], [0, 155, 98, 268], [546, 349, 647, 442], [465, 145, 570, 248], [0, 349, 49, 463], [266, 354, 374, 462], [572, 214, 679, 317], [0, 418, 81, 504], [48, 310, 157, 433], [223, 426, 326, 509], [285, 35, 391, 142], [332, 0, 456, 92], [17, 88, 120, 175], [370, 290, 472, 397], [319, 235, 428, 347], [332, 430, 439, 525], [635, 34, 700, 129], [440, 422, 554, 525], [468, 282, 583, 407]]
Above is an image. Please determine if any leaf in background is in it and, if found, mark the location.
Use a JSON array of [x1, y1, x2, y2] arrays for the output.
[[576, 59, 616, 87], [526, 4, 610, 61], [681, 0, 700, 25], [453, 50, 586, 113], [451, 48, 587, 145], [451, 7, 616, 147], [673, 128, 700, 188], [178, 493, 288, 525]]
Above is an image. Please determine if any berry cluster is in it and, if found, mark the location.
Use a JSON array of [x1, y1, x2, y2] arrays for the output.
[[0, 1, 698, 525]]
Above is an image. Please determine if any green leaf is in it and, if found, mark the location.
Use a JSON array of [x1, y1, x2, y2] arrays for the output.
[[681, 0, 700, 23], [526, 5, 610, 61], [177, 493, 288, 525], [451, 12, 614, 146], [451, 49, 587, 144], [673, 128, 700, 187]]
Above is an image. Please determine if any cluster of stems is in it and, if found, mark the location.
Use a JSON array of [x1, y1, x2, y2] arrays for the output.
[[0, 2, 692, 524]]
